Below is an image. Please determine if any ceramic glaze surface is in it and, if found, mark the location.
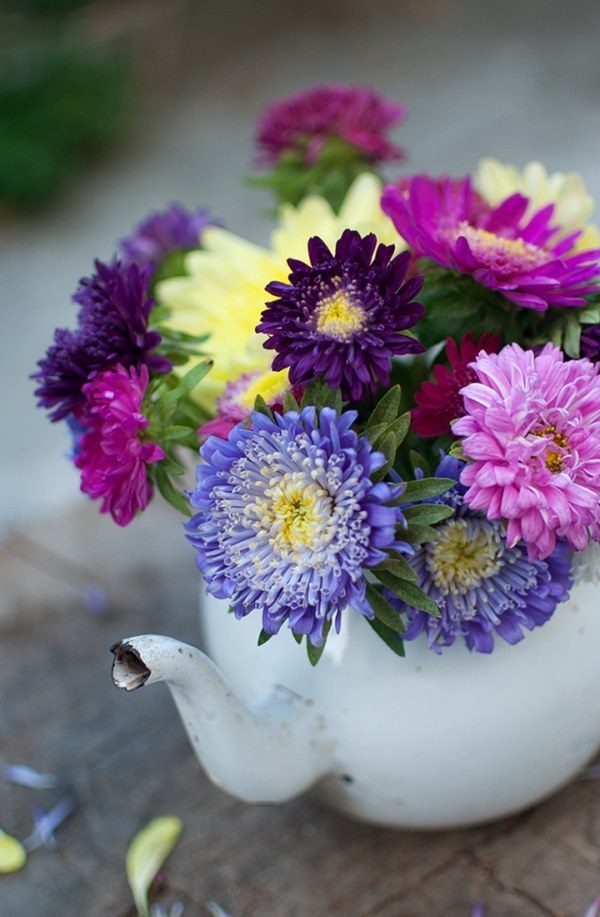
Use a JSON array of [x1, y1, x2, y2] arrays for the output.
[[198, 548, 600, 829]]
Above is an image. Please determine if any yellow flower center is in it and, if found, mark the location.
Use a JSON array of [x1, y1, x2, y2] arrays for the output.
[[256, 473, 334, 557], [429, 519, 502, 594], [455, 223, 548, 276], [531, 424, 569, 474], [237, 370, 291, 412], [315, 285, 365, 341]]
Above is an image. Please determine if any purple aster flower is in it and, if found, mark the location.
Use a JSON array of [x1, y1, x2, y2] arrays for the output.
[[257, 230, 425, 401], [256, 84, 406, 166], [381, 175, 600, 311], [186, 406, 406, 646], [581, 324, 600, 363], [120, 203, 217, 268], [388, 455, 573, 654], [33, 260, 170, 421]]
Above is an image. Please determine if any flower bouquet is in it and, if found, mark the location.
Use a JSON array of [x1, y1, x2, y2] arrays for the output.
[[34, 84, 600, 663], [33, 84, 600, 827]]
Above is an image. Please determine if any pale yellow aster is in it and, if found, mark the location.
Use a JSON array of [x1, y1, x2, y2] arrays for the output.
[[156, 173, 403, 410], [474, 157, 600, 251]]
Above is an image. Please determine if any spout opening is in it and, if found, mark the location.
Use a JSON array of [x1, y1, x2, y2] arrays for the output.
[[111, 641, 151, 691]]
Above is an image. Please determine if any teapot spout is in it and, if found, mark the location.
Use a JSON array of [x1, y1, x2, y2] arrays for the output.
[[111, 635, 329, 803]]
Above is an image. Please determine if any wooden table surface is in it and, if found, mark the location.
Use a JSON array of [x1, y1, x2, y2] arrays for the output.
[[1, 502, 599, 917]]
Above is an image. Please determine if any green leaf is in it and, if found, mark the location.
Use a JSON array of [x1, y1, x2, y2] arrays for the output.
[[300, 378, 342, 412], [126, 816, 183, 917], [409, 450, 431, 477], [403, 504, 454, 525], [283, 391, 300, 412], [392, 580, 441, 617], [388, 412, 411, 446], [367, 617, 405, 657], [578, 305, 600, 324], [0, 829, 26, 874], [292, 632, 303, 645], [253, 394, 274, 419], [159, 360, 213, 407], [403, 523, 439, 544], [401, 477, 455, 502], [371, 432, 397, 482], [258, 629, 273, 646], [372, 553, 418, 583], [448, 439, 466, 460], [154, 466, 191, 516], [364, 422, 388, 445], [367, 385, 401, 428], [365, 583, 404, 630], [306, 621, 331, 666], [563, 315, 582, 358]]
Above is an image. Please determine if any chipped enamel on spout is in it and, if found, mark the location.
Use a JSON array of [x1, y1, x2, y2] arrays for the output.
[[112, 545, 600, 829], [111, 635, 328, 803]]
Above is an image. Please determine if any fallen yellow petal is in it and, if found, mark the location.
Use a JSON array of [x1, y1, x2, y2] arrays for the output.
[[0, 830, 27, 873], [126, 815, 183, 917]]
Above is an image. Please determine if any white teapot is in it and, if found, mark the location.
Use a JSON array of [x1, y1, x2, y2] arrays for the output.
[[111, 546, 600, 830]]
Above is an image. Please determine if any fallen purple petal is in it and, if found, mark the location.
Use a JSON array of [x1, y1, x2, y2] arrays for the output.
[[584, 896, 600, 917], [24, 798, 75, 851], [83, 585, 109, 615], [3, 764, 59, 790], [471, 905, 485, 917], [207, 903, 232, 917], [150, 904, 184, 917]]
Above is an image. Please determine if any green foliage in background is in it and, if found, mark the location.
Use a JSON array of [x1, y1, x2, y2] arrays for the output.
[[0, 42, 128, 211]]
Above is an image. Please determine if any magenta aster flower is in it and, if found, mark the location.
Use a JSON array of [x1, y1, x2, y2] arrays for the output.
[[381, 175, 600, 311], [257, 229, 425, 401], [256, 84, 406, 166], [120, 203, 217, 268], [75, 364, 165, 526], [581, 324, 600, 363], [453, 343, 600, 561], [412, 332, 502, 437], [33, 260, 169, 421]]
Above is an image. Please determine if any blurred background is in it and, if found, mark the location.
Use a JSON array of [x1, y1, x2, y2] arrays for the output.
[[2, 1, 600, 914], [3, 0, 600, 532]]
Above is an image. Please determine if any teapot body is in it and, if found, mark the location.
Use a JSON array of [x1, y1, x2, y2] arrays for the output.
[[199, 555, 600, 829]]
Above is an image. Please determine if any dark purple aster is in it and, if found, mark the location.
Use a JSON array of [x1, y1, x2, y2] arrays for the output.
[[257, 229, 425, 401], [120, 203, 217, 268], [387, 456, 573, 654], [581, 324, 600, 363], [33, 260, 170, 421]]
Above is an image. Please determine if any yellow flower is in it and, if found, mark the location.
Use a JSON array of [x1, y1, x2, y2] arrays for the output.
[[156, 173, 402, 409], [474, 157, 600, 251]]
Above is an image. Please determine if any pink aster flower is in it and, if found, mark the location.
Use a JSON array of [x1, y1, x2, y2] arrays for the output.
[[412, 331, 502, 437], [453, 343, 600, 561], [256, 84, 406, 166], [198, 370, 297, 440], [381, 175, 600, 311], [75, 364, 165, 526]]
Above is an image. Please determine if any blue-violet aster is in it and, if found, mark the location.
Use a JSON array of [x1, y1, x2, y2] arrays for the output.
[[120, 203, 217, 268], [186, 406, 407, 645], [388, 455, 573, 653], [33, 260, 170, 421], [257, 229, 425, 401]]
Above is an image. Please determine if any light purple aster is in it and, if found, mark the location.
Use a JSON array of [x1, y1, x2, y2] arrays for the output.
[[120, 203, 217, 268], [256, 83, 406, 166], [257, 229, 425, 401], [381, 175, 600, 311], [387, 456, 573, 654], [186, 406, 407, 646]]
